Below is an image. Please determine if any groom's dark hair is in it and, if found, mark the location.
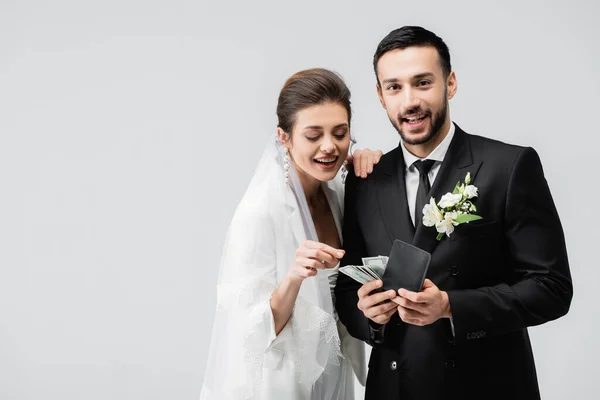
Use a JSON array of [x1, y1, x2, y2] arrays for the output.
[[373, 26, 452, 85]]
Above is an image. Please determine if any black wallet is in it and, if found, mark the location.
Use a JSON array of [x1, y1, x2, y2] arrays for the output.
[[381, 239, 431, 293]]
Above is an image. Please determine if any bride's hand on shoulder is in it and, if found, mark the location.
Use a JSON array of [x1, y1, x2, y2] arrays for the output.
[[347, 148, 383, 179], [288, 240, 345, 282]]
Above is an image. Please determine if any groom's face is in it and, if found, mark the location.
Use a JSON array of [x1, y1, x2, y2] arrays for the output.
[[376, 46, 456, 146]]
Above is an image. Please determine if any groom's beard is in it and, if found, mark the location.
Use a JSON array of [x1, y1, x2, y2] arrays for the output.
[[390, 92, 449, 146]]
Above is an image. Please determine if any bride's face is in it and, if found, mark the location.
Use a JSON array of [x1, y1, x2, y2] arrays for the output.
[[283, 102, 350, 183]]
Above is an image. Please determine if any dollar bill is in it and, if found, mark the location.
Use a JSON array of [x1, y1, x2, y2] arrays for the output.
[[357, 265, 382, 281], [339, 265, 373, 285], [362, 256, 388, 277]]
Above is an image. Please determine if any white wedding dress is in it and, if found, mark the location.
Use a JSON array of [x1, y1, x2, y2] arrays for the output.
[[200, 140, 366, 400], [309, 266, 360, 400]]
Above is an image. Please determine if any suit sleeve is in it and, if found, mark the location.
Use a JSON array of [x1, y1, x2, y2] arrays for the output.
[[447, 147, 573, 344], [334, 167, 385, 345]]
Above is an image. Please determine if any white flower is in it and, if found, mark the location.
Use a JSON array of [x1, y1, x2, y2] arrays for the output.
[[464, 185, 478, 199], [438, 193, 462, 209], [422, 197, 443, 227], [426, 171, 482, 241], [435, 211, 459, 237]]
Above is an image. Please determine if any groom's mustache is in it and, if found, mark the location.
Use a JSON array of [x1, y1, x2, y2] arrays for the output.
[[398, 107, 430, 120]]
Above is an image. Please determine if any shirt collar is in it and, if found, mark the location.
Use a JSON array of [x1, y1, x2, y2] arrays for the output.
[[401, 122, 455, 170]]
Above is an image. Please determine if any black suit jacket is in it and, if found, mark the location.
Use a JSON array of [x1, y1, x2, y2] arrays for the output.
[[334, 124, 573, 400]]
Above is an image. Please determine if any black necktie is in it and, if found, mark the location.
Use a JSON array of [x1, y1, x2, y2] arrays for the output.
[[413, 159, 436, 227]]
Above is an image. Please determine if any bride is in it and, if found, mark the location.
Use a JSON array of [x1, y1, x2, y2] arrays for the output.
[[200, 68, 382, 399]]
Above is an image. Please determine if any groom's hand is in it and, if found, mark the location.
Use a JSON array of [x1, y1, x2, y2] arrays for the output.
[[391, 279, 452, 326], [357, 280, 398, 325]]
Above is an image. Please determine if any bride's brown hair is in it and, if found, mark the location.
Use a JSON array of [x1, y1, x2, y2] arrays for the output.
[[276, 68, 352, 134]]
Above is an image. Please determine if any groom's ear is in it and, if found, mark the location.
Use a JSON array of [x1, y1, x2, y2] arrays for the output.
[[376, 83, 387, 110], [446, 71, 457, 100]]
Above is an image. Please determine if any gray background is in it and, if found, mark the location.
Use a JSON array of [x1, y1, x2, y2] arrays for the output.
[[1, 0, 598, 399]]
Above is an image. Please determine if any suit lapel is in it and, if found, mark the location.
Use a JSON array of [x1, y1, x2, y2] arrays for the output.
[[285, 181, 343, 246], [412, 126, 482, 254], [376, 147, 415, 245], [322, 182, 343, 243], [284, 186, 308, 245]]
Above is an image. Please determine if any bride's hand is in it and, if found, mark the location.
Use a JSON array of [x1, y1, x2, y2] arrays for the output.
[[347, 148, 384, 179], [288, 240, 345, 281]]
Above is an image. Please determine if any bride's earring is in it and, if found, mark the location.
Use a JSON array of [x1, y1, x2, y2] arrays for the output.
[[341, 160, 348, 184], [284, 147, 290, 184], [342, 136, 356, 184]]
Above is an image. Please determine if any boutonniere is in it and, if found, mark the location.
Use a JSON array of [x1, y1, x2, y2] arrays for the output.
[[422, 172, 483, 241]]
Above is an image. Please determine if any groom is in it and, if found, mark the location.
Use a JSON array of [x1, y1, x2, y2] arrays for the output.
[[334, 26, 573, 400]]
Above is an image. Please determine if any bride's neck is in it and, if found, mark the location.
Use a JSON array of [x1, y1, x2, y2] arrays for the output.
[[296, 167, 324, 209]]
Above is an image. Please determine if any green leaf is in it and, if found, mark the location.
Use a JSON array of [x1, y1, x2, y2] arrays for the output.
[[455, 214, 483, 224], [452, 181, 461, 194], [465, 172, 471, 185]]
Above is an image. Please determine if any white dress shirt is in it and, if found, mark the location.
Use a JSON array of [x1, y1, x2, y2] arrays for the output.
[[401, 122, 456, 226], [399, 122, 456, 335]]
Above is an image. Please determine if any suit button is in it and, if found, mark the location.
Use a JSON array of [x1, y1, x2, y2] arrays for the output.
[[450, 266, 459, 276], [445, 360, 455, 369], [390, 361, 397, 370]]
